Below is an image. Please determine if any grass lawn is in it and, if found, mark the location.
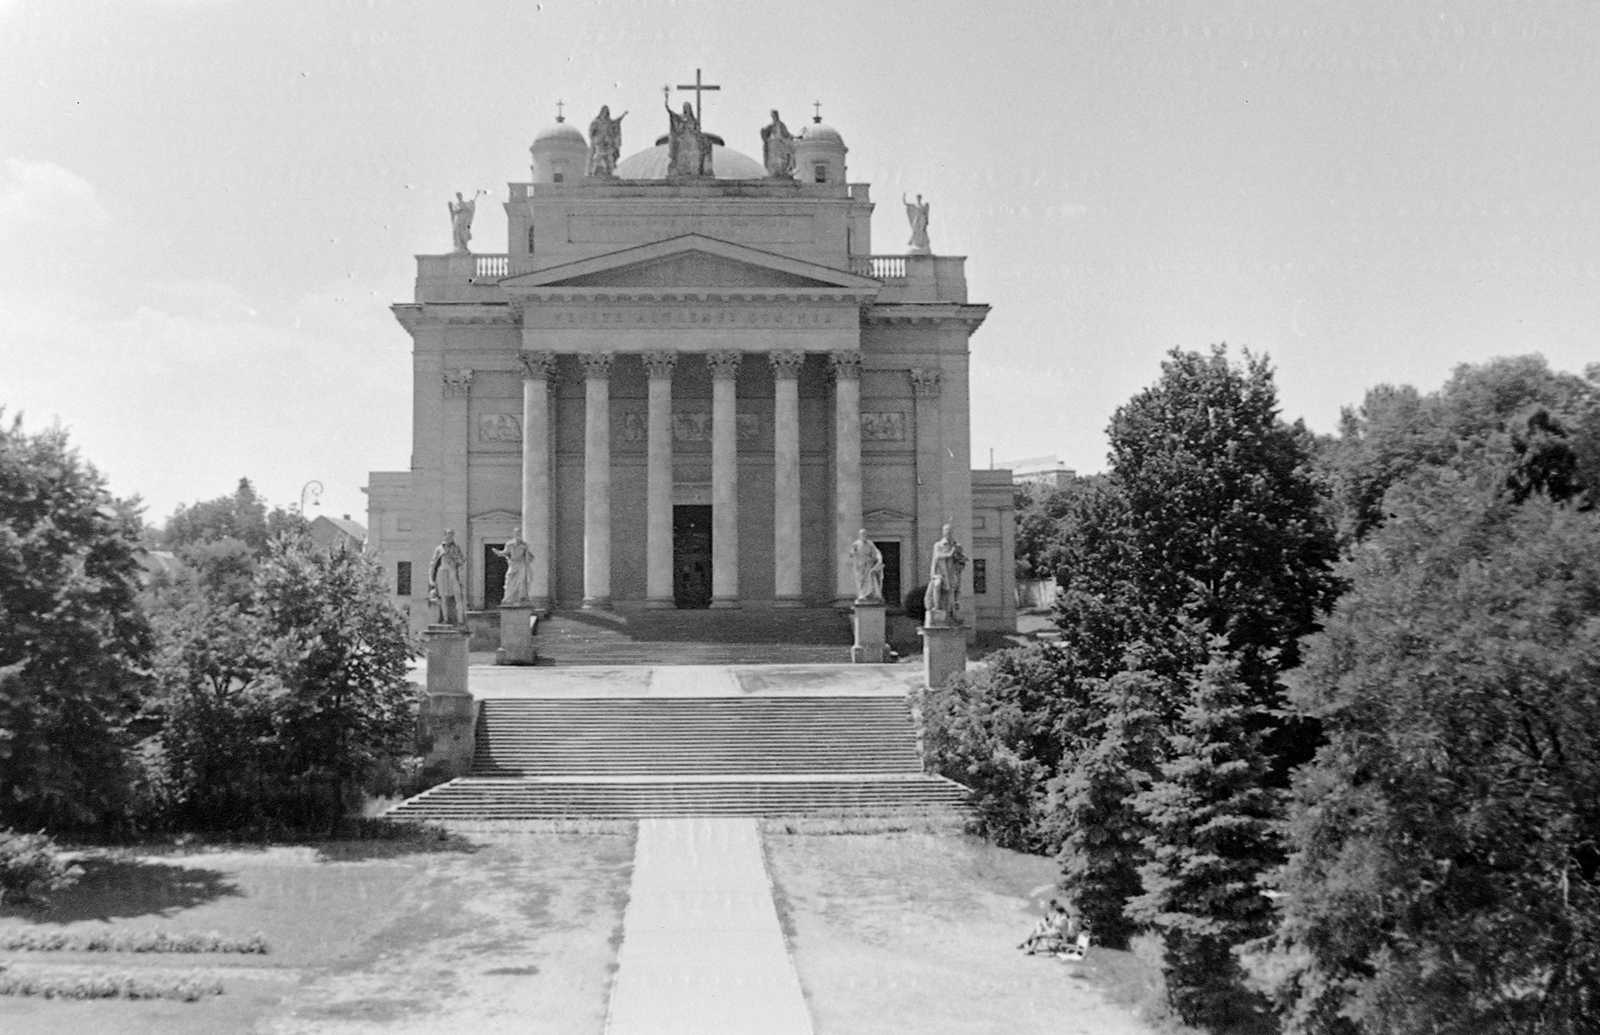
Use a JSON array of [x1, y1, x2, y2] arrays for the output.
[[762, 825, 1169, 1035], [0, 826, 634, 1035]]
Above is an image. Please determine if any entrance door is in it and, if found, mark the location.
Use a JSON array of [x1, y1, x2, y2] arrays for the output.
[[673, 505, 713, 609], [876, 540, 902, 611], [482, 544, 507, 609]]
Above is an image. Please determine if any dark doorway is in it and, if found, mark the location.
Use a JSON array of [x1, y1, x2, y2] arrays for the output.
[[482, 543, 507, 609], [876, 541, 902, 612], [673, 505, 713, 609]]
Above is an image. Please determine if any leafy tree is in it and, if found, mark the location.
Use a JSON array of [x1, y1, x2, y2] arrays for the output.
[[1256, 468, 1600, 1035], [1326, 356, 1600, 543], [0, 412, 151, 830], [153, 534, 415, 832], [1128, 640, 1280, 1027], [158, 479, 302, 603], [1102, 345, 1342, 683], [921, 643, 1098, 851]]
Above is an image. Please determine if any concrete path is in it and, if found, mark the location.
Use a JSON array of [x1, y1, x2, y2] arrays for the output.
[[605, 818, 813, 1035]]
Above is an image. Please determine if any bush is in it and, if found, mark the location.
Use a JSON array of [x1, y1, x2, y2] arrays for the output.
[[0, 829, 83, 906], [0, 968, 223, 1001], [0, 929, 267, 953]]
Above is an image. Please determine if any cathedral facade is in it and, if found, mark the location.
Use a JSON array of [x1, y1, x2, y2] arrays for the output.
[[365, 97, 1015, 635]]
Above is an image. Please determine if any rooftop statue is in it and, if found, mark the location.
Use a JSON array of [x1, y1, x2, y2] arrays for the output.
[[429, 529, 467, 625], [760, 110, 795, 178], [665, 96, 712, 177], [923, 523, 966, 625], [448, 191, 482, 253], [904, 193, 931, 254], [587, 105, 627, 178]]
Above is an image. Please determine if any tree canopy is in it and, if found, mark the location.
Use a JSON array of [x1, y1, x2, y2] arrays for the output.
[[0, 412, 151, 830]]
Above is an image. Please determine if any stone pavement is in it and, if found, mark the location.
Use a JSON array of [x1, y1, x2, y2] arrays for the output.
[[604, 817, 813, 1035], [406, 659, 927, 699]]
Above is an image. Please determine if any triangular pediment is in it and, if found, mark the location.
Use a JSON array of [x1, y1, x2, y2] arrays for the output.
[[502, 235, 879, 293]]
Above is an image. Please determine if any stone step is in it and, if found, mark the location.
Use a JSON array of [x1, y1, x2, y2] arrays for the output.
[[387, 776, 971, 820], [471, 697, 924, 777], [527, 608, 858, 666]]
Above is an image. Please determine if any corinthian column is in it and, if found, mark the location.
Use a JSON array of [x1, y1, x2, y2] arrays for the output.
[[707, 350, 742, 609], [770, 350, 805, 607], [830, 350, 864, 606], [642, 350, 677, 608], [578, 351, 614, 609], [519, 351, 557, 609]]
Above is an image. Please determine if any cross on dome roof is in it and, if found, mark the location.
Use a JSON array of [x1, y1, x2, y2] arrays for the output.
[[674, 68, 721, 125]]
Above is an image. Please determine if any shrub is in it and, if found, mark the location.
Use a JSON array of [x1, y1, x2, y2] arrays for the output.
[[0, 829, 83, 906]]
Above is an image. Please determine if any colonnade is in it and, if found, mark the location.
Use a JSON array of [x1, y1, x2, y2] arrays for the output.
[[516, 348, 864, 609]]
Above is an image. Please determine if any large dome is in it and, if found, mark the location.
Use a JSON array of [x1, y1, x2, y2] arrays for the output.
[[615, 140, 767, 180]]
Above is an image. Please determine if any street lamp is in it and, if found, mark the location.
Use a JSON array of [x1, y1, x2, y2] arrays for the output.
[[299, 480, 323, 516]]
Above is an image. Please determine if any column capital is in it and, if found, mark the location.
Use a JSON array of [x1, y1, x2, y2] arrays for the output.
[[706, 350, 743, 381], [441, 367, 474, 398], [641, 349, 679, 381], [910, 367, 943, 398], [769, 350, 805, 380], [829, 350, 864, 381], [576, 351, 615, 380], [519, 350, 558, 382]]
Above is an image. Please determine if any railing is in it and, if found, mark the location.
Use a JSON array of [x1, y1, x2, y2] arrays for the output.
[[474, 255, 509, 279], [850, 255, 907, 281]]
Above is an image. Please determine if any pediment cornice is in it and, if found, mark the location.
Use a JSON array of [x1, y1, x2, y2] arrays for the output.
[[502, 234, 881, 294]]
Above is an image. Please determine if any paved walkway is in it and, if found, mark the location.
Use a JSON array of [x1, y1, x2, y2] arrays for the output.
[[605, 818, 813, 1035]]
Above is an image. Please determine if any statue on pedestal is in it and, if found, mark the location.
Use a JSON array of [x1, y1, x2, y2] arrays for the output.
[[494, 532, 534, 605], [448, 191, 483, 253], [665, 96, 711, 177], [904, 192, 931, 253], [760, 110, 795, 178], [923, 523, 966, 624], [587, 106, 627, 178], [429, 529, 467, 626], [849, 529, 884, 604]]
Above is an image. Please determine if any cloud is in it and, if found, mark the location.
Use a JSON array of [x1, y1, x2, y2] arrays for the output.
[[0, 157, 109, 231]]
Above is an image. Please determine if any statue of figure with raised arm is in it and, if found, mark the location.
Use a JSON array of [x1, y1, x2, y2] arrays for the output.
[[923, 523, 967, 623], [761, 109, 795, 178], [849, 529, 884, 604], [448, 191, 482, 253], [493, 531, 534, 605], [904, 192, 931, 253], [429, 529, 467, 625], [665, 96, 710, 177], [587, 105, 628, 178]]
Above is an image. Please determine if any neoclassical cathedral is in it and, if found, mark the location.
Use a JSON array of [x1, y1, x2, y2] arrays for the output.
[[365, 85, 1015, 636]]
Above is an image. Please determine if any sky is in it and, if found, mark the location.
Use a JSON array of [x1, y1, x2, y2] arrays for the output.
[[2, 0, 1596, 525]]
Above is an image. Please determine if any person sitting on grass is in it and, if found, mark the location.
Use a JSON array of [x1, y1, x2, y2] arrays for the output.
[[1018, 900, 1078, 955]]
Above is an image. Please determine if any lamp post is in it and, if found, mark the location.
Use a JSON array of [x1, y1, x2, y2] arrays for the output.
[[299, 480, 323, 517]]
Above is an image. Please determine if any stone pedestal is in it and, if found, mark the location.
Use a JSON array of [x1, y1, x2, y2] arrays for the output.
[[851, 602, 888, 663], [919, 621, 967, 689], [418, 624, 476, 779], [495, 603, 538, 666]]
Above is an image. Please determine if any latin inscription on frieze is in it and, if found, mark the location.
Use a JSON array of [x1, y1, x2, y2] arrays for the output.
[[531, 307, 842, 329]]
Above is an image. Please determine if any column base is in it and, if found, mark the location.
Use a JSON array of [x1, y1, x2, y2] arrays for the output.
[[581, 596, 612, 610], [710, 597, 742, 609], [644, 597, 676, 609], [771, 596, 804, 609]]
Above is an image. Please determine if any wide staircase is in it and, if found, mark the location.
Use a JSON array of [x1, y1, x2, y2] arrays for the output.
[[530, 607, 854, 666], [387, 694, 971, 820]]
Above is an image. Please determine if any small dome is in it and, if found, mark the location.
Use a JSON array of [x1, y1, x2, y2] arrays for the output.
[[800, 120, 845, 146], [533, 119, 586, 147], [615, 142, 768, 180]]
